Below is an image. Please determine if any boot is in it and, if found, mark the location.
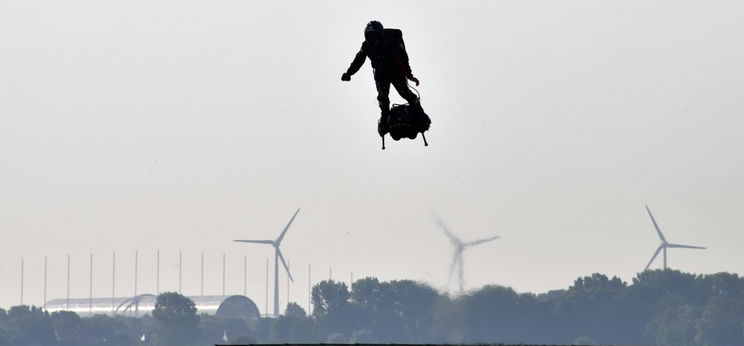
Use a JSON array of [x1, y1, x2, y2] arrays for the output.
[[378, 110, 390, 136]]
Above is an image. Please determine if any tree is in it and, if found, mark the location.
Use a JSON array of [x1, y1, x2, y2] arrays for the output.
[[695, 293, 744, 346], [702, 272, 744, 297], [50, 310, 82, 345], [81, 314, 143, 346], [349, 278, 442, 342], [428, 294, 465, 344], [4, 305, 56, 346], [249, 317, 273, 341], [617, 270, 727, 345], [553, 274, 626, 344], [197, 315, 252, 346], [0, 272, 742, 345], [460, 285, 526, 343], [312, 280, 365, 338], [284, 302, 306, 318], [645, 305, 701, 346], [632, 270, 706, 306], [350, 277, 399, 341], [152, 292, 199, 346], [571, 273, 626, 293], [387, 280, 440, 342], [351, 277, 390, 312], [312, 280, 350, 320], [270, 314, 317, 343]]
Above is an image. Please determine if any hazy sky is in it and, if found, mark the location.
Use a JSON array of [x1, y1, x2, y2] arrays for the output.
[[1, 0, 743, 310]]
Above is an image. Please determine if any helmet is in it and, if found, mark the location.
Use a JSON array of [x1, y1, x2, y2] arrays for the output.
[[364, 20, 384, 42]]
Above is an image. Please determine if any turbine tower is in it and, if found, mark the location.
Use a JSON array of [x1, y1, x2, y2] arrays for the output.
[[434, 216, 500, 293], [235, 208, 300, 316], [644, 205, 706, 271]]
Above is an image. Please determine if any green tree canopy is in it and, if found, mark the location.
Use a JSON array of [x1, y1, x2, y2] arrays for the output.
[[152, 292, 198, 346], [284, 302, 306, 318]]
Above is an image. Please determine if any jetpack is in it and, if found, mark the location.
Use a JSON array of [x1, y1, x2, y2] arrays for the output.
[[377, 94, 431, 150]]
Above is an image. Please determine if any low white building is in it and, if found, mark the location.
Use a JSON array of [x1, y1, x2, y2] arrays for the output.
[[44, 294, 261, 320]]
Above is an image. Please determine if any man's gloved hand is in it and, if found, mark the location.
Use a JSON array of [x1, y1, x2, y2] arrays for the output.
[[408, 75, 420, 86], [341, 73, 351, 81]]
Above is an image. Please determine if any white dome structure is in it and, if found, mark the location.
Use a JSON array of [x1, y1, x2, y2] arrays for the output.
[[44, 294, 260, 320]]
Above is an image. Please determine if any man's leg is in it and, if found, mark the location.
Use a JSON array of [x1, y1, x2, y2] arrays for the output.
[[375, 75, 392, 116], [392, 79, 424, 113], [375, 75, 392, 136], [391, 79, 418, 104]]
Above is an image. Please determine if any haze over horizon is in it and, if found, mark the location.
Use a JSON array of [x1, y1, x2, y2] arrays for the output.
[[1, 0, 743, 310]]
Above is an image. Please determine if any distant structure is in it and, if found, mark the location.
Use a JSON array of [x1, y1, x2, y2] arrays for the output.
[[644, 205, 706, 271], [44, 294, 260, 320], [433, 216, 500, 293], [234, 208, 300, 316]]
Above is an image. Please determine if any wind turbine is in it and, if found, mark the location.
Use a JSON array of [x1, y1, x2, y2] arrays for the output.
[[644, 205, 706, 271], [433, 216, 500, 293], [235, 208, 300, 316]]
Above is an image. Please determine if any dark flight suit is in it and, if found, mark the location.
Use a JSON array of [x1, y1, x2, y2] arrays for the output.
[[344, 29, 419, 115]]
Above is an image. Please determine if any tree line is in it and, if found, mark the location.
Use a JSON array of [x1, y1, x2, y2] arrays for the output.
[[1, 270, 743, 345]]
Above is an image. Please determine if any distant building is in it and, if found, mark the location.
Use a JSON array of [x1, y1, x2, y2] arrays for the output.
[[44, 294, 260, 320]]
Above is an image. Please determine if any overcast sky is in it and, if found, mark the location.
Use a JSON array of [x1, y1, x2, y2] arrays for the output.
[[1, 0, 743, 311]]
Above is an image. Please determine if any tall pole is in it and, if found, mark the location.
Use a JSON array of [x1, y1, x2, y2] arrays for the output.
[[89, 253, 93, 316], [663, 247, 668, 270], [200, 252, 204, 297], [44, 256, 48, 309], [274, 250, 279, 316], [265, 257, 268, 316], [222, 253, 226, 296], [243, 255, 247, 296], [156, 250, 160, 295], [134, 250, 138, 297], [20, 258, 24, 305], [308, 263, 311, 314], [66, 254, 70, 310], [112, 252, 116, 313], [329, 266, 332, 281], [179, 251, 182, 294], [350, 271, 354, 287], [286, 260, 290, 306]]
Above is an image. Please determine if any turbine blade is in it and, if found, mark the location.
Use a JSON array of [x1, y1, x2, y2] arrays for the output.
[[644, 245, 663, 271], [465, 235, 500, 247], [234, 240, 274, 244], [666, 243, 706, 250], [276, 248, 293, 282], [645, 205, 667, 243], [275, 208, 301, 246], [457, 252, 465, 293], [433, 216, 462, 245], [447, 251, 459, 285]]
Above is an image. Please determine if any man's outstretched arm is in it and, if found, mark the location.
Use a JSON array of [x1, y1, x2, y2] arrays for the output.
[[342, 48, 366, 81]]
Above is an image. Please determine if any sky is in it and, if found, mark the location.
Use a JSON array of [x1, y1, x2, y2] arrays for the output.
[[1, 0, 743, 311]]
